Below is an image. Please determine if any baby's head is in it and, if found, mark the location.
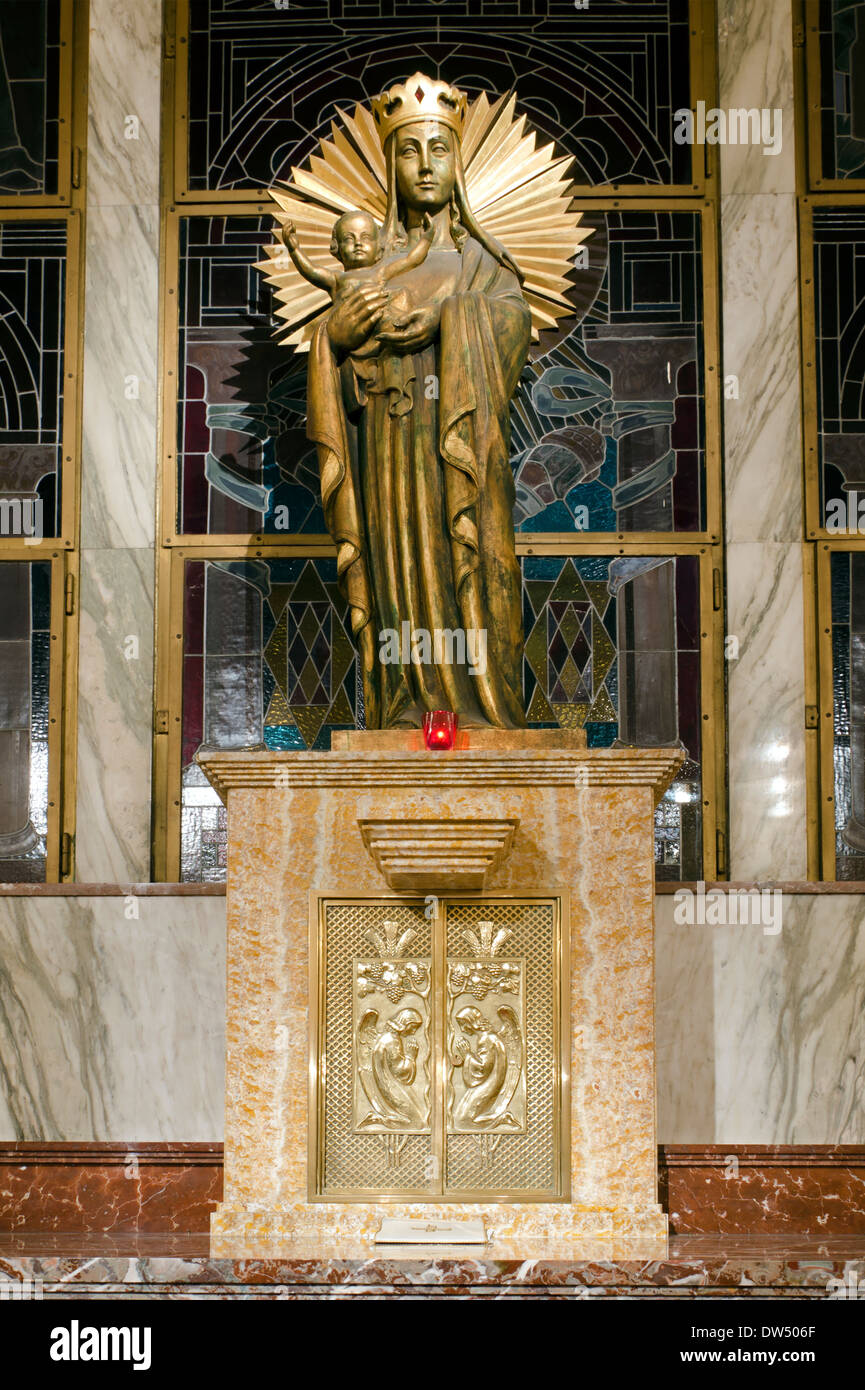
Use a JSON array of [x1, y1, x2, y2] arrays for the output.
[[331, 211, 382, 270]]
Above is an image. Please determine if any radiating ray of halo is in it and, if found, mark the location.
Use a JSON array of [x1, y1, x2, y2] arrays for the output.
[[257, 90, 592, 349]]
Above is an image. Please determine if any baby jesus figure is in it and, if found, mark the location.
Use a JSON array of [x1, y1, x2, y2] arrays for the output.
[[281, 209, 434, 342]]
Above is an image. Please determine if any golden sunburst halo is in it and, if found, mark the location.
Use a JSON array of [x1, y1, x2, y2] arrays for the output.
[[255, 90, 591, 351]]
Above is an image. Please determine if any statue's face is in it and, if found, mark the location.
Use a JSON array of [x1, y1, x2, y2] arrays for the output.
[[394, 121, 456, 212], [333, 211, 380, 268]]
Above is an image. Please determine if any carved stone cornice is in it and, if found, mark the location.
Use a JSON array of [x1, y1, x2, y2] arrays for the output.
[[197, 747, 684, 806], [358, 817, 519, 892]]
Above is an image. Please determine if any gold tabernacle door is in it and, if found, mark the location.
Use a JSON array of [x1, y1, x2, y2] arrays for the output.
[[309, 894, 568, 1202]]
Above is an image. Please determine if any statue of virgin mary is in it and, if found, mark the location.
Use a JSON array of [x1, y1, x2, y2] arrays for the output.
[[259, 74, 590, 730]]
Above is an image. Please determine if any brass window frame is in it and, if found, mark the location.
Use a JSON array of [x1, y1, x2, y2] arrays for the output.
[[154, 4, 727, 883], [0, 546, 77, 882], [307, 890, 570, 1204], [0, 1, 87, 880], [168, 0, 719, 206], [0, 0, 77, 210], [0, 206, 85, 551], [796, 0, 865, 877], [152, 540, 726, 883]]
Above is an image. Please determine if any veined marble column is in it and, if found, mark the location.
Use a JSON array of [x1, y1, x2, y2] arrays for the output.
[[75, 0, 161, 879], [719, 0, 807, 878]]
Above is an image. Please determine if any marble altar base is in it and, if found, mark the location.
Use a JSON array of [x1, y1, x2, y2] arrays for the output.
[[200, 733, 682, 1257]]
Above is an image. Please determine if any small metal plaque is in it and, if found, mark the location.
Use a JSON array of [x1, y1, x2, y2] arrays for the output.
[[375, 1217, 487, 1245]]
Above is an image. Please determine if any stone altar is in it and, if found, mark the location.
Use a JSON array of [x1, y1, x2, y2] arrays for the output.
[[200, 732, 681, 1257]]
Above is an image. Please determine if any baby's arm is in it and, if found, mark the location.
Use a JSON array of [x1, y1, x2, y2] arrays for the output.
[[381, 214, 435, 282], [281, 222, 336, 293]]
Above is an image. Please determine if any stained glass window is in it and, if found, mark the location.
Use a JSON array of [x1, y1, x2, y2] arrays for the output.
[[813, 208, 865, 524], [829, 550, 865, 878], [175, 210, 705, 537], [179, 552, 702, 882], [0, 0, 61, 198], [185, 0, 694, 194], [176, 215, 318, 536], [0, 220, 67, 539], [0, 560, 51, 882], [815, 0, 865, 182], [515, 210, 705, 534]]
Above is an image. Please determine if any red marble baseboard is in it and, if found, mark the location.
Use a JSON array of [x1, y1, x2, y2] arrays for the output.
[[660, 1145, 865, 1234], [0, 1144, 222, 1233], [1, 1144, 863, 1234]]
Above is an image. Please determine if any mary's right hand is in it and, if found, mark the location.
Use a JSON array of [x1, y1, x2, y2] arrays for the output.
[[327, 283, 388, 354]]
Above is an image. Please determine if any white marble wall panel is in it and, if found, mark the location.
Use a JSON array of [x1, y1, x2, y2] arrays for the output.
[[721, 196, 802, 543], [76, 0, 161, 879], [0, 897, 224, 1141], [81, 203, 159, 553], [1, 894, 861, 1144], [717, 0, 796, 196], [86, 0, 161, 209], [656, 894, 865, 1143], [75, 550, 154, 881], [718, 2, 807, 878]]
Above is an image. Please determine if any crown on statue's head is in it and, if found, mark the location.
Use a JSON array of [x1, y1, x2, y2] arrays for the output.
[[371, 72, 467, 146]]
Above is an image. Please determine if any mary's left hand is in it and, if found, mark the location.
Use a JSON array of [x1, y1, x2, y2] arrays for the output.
[[376, 303, 440, 353]]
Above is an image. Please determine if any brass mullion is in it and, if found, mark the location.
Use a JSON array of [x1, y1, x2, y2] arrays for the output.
[[816, 541, 839, 880], [800, 198, 822, 537], [802, 539, 821, 879], [432, 896, 446, 1197]]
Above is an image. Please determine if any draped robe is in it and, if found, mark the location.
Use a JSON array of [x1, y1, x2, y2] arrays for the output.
[[307, 236, 530, 729]]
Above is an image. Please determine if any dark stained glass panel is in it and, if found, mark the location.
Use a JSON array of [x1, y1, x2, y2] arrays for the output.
[[176, 210, 705, 535], [180, 552, 702, 881], [816, 0, 865, 181], [0, 0, 61, 197], [813, 208, 865, 524], [0, 219, 66, 538], [185, 0, 694, 192], [0, 560, 51, 882], [830, 549, 865, 878]]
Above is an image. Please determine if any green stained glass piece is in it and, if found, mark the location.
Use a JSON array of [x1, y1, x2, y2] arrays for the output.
[[298, 603, 320, 648], [525, 581, 553, 617], [559, 604, 581, 646], [327, 684, 354, 726], [299, 656, 322, 702], [551, 702, 589, 730], [265, 688, 295, 727], [587, 687, 617, 723], [592, 611, 616, 688], [264, 611, 288, 693], [524, 614, 548, 682], [526, 685, 556, 722], [550, 559, 587, 603], [559, 653, 581, 700], [291, 704, 329, 748], [331, 619, 355, 686], [290, 560, 329, 603], [584, 581, 611, 616], [268, 584, 292, 620]]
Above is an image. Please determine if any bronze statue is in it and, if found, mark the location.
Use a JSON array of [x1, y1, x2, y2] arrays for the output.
[[260, 75, 590, 728]]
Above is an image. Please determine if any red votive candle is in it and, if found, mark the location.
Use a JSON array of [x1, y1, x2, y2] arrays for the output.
[[423, 710, 457, 750]]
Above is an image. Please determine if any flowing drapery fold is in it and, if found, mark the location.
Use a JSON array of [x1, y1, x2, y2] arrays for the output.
[[307, 238, 530, 728]]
